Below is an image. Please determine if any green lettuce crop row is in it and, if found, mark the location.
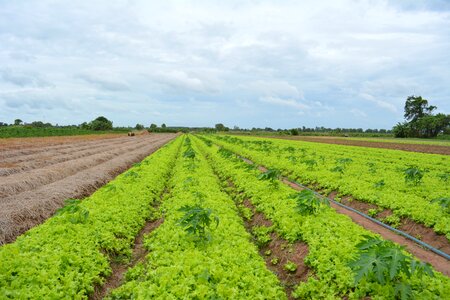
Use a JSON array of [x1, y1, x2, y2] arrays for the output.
[[206, 134, 450, 240], [108, 135, 286, 299], [193, 135, 450, 299], [0, 137, 182, 299]]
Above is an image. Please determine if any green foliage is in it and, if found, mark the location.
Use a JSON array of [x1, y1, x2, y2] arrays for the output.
[[403, 166, 424, 185], [252, 226, 273, 247], [0, 137, 182, 298], [394, 95, 449, 138], [217, 147, 234, 158], [291, 190, 330, 215], [374, 179, 386, 189], [284, 261, 297, 272], [271, 257, 280, 265], [258, 169, 281, 182], [349, 236, 434, 299], [331, 165, 345, 174], [197, 134, 449, 299], [177, 205, 219, 242], [89, 116, 113, 131], [183, 147, 196, 159], [55, 199, 89, 224], [431, 197, 450, 213], [303, 159, 318, 170], [382, 214, 401, 228]]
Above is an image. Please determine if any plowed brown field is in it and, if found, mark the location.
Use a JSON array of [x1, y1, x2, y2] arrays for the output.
[[0, 133, 177, 245], [269, 136, 450, 155]]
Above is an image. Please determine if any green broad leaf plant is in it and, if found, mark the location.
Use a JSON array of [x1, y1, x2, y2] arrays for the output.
[[55, 198, 89, 224], [349, 235, 434, 300], [177, 205, 219, 243], [291, 190, 330, 215]]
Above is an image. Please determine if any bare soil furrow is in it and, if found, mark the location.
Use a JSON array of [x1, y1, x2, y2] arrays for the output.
[[0, 135, 127, 160], [0, 134, 177, 245], [0, 134, 124, 152], [0, 136, 161, 176], [0, 136, 168, 198]]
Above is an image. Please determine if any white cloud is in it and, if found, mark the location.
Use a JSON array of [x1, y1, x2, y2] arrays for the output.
[[0, 0, 449, 128], [350, 108, 368, 118], [260, 96, 309, 110]]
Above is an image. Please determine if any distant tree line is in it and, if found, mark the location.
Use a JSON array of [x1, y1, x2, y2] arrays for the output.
[[393, 96, 450, 138]]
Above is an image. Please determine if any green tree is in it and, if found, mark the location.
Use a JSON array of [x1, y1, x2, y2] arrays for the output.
[[135, 124, 144, 130], [150, 123, 157, 129], [394, 96, 449, 138], [89, 116, 113, 131], [14, 119, 23, 126], [404, 95, 436, 122], [161, 123, 167, 128], [215, 123, 229, 131]]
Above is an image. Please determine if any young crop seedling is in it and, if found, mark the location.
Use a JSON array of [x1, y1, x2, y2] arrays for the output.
[[336, 157, 353, 166], [367, 162, 377, 174], [349, 235, 433, 300], [271, 257, 280, 265], [302, 159, 318, 170], [437, 172, 449, 182], [403, 165, 424, 186], [258, 169, 281, 182], [331, 165, 345, 175], [431, 197, 450, 213], [252, 226, 273, 247], [374, 179, 386, 189], [177, 205, 219, 243], [217, 147, 234, 159], [284, 261, 298, 273], [183, 147, 196, 159], [55, 199, 89, 224], [291, 190, 330, 215]]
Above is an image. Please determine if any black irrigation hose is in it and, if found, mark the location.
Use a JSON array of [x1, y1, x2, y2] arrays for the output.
[[288, 178, 450, 261], [223, 148, 450, 261]]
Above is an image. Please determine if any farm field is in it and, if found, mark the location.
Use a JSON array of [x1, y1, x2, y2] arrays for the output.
[[207, 135, 450, 244], [265, 135, 450, 155], [0, 133, 177, 245], [0, 134, 449, 299]]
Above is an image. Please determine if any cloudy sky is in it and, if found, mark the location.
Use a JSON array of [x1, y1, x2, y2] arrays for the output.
[[1, 0, 449, 129]]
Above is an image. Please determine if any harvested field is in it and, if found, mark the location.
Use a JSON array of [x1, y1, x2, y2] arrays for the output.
[[268, 136, 450, 155], [0, 133, 177, 245]]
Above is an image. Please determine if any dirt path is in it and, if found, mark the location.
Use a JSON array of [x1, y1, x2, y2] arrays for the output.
[[269, 136, 450, 155], [0, 134, 177, 245]]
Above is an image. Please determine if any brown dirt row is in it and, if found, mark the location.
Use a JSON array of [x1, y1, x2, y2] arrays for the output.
[[241, 199, 309, 299], [0, 136, 138, 176], [0, 135, 126, 160], [0, 133, 125, 151], [0, 135, 169, 198], [269, 136, 450, 155], [0, 134, 177, 245]]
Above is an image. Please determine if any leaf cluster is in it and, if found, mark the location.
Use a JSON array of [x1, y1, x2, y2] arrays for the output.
[[177, 205, 219, 242], [291, 190, 330, 215], [55, 199, 89, 224], [349, 236, 434, 299], [403, 166, 424, 185]]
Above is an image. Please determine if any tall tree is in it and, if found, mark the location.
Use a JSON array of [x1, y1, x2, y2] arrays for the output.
[[404, 96, 436, 122]]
